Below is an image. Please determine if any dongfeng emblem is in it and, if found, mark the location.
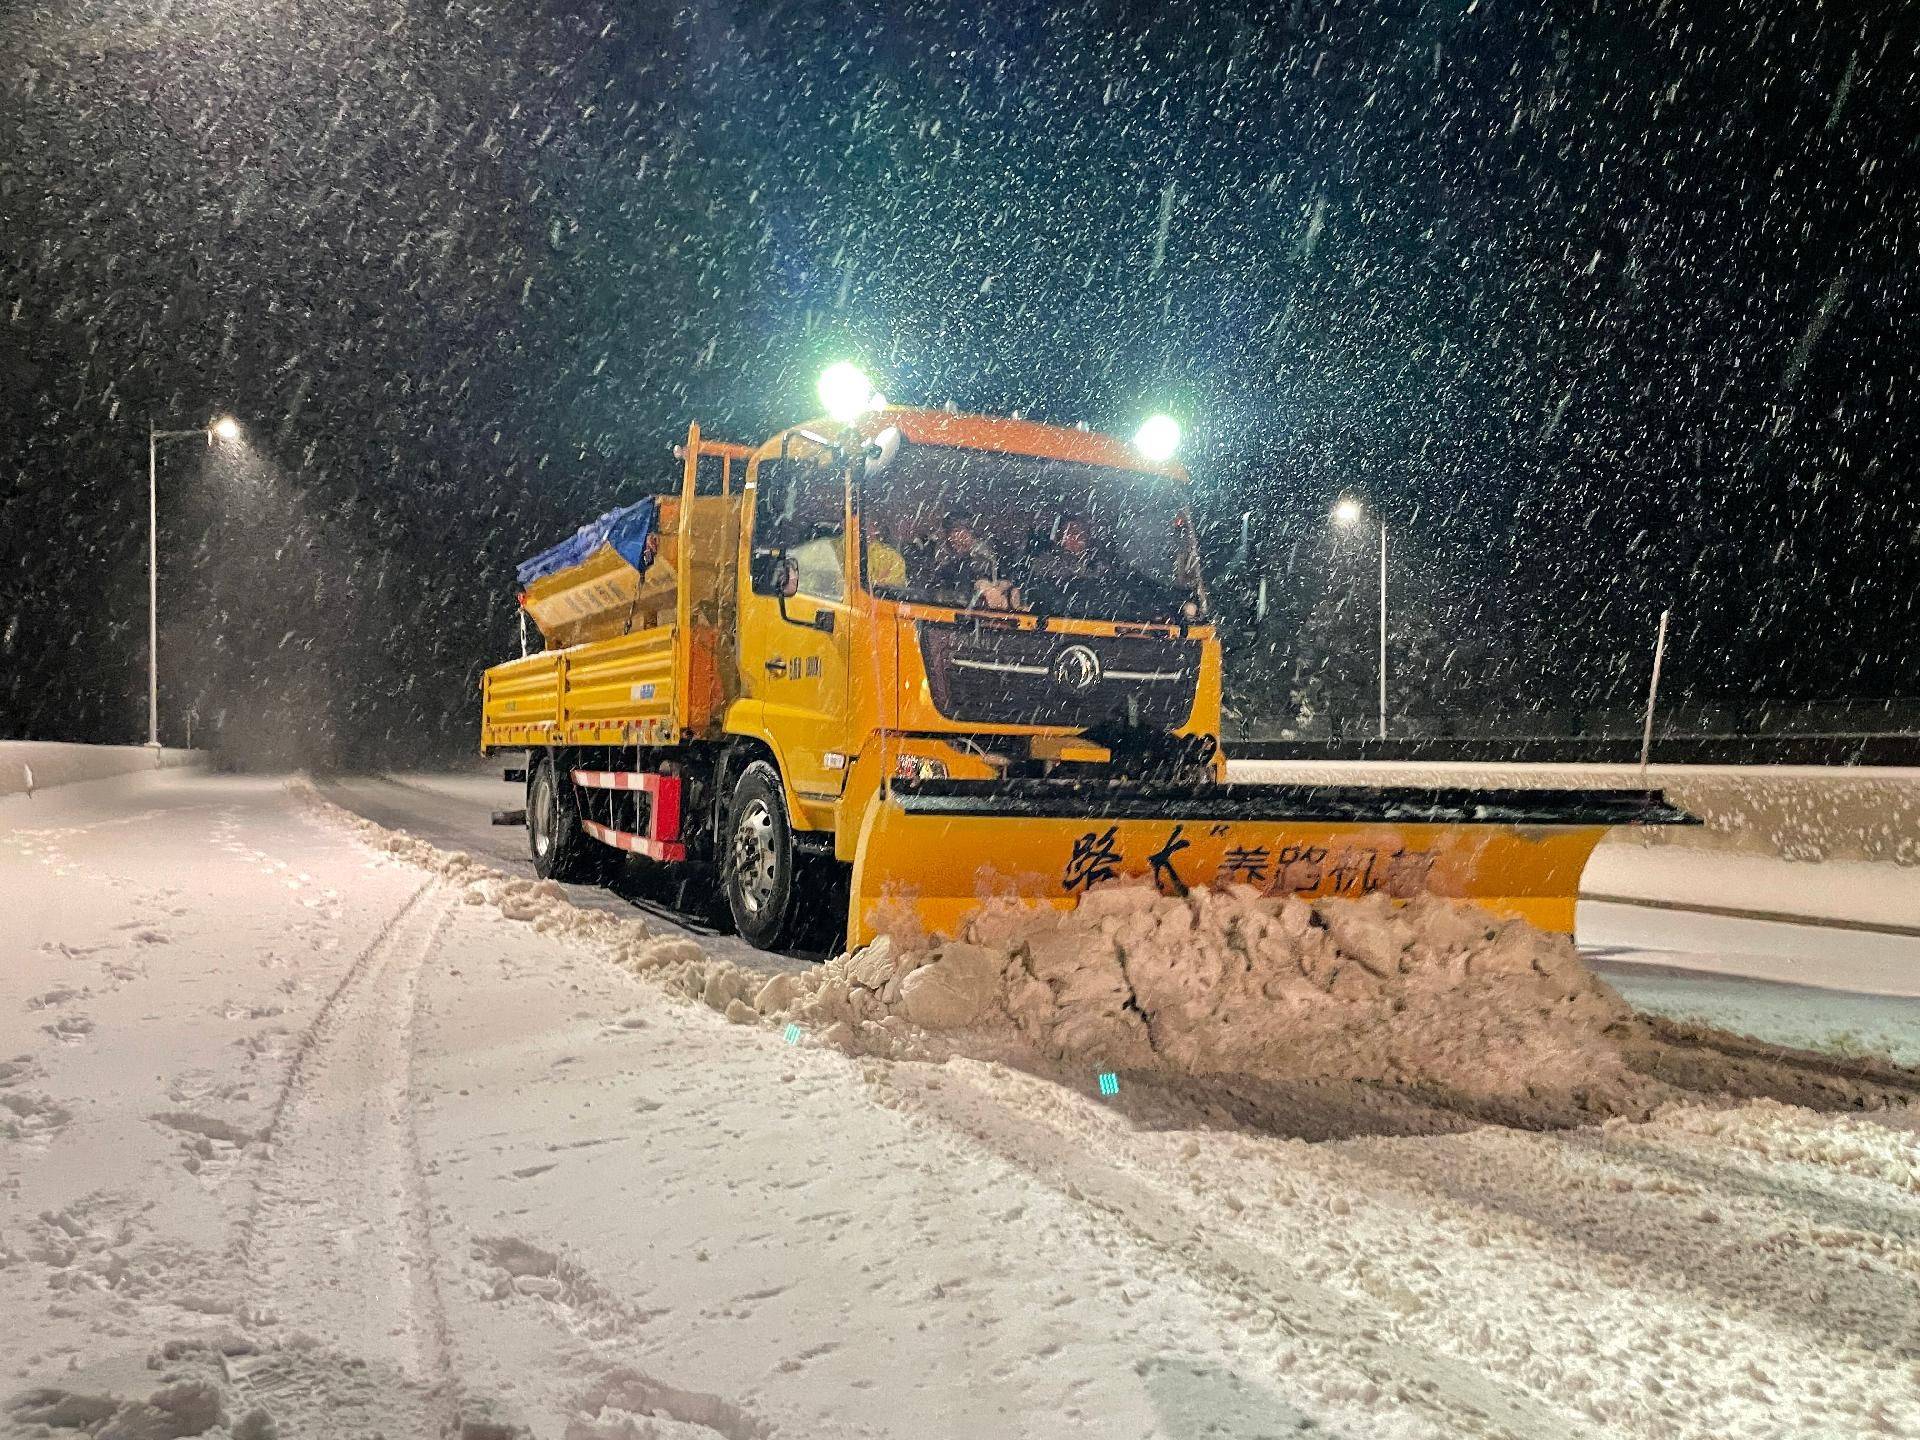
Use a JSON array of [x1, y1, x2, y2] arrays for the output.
[[1050, 644, 1102, 693]]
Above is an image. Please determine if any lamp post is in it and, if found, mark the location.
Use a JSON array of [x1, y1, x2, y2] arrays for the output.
[[1332, 498, 1387, 742], [147, 416, 241, 751]]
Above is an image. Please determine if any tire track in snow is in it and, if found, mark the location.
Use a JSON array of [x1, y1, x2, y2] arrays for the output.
[[874, 1061, 1604, 1440], [237, 879, 460, 1434]]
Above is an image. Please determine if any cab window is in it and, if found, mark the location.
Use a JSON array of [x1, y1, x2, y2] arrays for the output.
[[755, 456, 847, 600]]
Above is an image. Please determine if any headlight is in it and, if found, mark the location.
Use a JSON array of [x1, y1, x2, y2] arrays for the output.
[[1133, 412, 1181, 462]]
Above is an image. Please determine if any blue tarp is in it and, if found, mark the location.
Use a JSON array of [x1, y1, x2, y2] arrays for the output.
[[515, 497, 659, 588]]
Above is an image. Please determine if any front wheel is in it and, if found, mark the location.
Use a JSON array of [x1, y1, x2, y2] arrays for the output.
[[527, 751, 609, 884], [723, 761, 808, 951]]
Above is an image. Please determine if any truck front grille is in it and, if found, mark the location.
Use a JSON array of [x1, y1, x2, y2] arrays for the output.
[[919, 621, 1199, 729]]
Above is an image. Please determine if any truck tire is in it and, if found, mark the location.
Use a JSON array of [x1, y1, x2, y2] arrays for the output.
[[527, 751, 608, 884], [723, 761, 807, 951]]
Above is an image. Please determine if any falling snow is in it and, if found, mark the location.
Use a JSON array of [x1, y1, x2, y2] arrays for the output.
[[0, 4, 1911, 756]]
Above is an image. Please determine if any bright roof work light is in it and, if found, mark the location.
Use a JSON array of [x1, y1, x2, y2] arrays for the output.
[[209, 415, 242, 443], [817, 362, 880, 423], [1132, 413, 1181, 463]]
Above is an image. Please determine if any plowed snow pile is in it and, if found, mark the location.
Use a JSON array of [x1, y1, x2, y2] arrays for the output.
[[794, 887, 1642, 1109]]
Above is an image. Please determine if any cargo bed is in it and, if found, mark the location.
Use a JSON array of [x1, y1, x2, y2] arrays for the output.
[[481, 426, 751, 752]]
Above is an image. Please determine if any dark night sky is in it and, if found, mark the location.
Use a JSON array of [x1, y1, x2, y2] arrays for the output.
[[2, 0, 1914, 762]]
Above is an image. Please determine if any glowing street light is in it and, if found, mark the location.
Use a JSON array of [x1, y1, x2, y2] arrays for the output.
[[1132, 412, 1182, 463], [1330, 498, 1387, 743], [145, 415, 244, 751], [817, 362, 880, 424]]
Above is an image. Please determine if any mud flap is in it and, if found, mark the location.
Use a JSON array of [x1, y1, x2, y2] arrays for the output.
[[846, 779, 1694, 948]]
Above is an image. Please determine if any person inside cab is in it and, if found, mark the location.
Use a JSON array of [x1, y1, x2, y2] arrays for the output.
[[921, 514, 1013, 610], [1023, 511, 1195, 620], [1022, 513, 1103, 610]]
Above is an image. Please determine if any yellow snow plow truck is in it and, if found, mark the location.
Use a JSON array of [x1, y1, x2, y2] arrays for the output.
[[481, 377, 1689, 952]]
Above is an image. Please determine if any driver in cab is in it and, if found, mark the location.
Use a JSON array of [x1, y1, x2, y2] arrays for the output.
[[926, 512, 1015, 610], [1022, 513, 1103, 608]]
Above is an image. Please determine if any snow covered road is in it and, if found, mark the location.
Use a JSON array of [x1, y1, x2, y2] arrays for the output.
[[5, 768, 1920, 1438]]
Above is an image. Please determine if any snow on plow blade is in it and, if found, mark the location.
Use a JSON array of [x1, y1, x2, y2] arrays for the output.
[[848, 779, 1695, 947]]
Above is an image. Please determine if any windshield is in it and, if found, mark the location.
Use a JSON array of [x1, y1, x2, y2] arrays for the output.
[[859, 439, 1204, 622]]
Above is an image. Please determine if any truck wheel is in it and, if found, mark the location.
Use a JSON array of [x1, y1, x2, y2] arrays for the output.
[[527, 752, 607, 884], [724, 762, 805, 951]]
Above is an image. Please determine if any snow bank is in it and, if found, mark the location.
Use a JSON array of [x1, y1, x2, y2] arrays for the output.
[[9, 1371, 235, 1439], [0, 741, 198, 798], [1643, 1097, 1920, 1195], [1582, 844, 1920, 931]]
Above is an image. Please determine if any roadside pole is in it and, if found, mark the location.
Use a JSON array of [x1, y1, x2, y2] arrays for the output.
[[145, 416, 244, 756], [1639, 608, 1670, 776], [148, 423, 160, 755], [1377, 523, 1388, 743]]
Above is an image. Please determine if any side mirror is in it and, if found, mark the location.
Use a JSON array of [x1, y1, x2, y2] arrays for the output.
[[751, 547, 834, 633], [749, 550, 795, 597], [863, 424, 901, 477]]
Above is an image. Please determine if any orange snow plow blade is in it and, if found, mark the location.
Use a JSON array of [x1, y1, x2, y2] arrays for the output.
[[848, 779, 1694, 948]]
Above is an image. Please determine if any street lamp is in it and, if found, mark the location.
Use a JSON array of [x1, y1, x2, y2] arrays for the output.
[[1332, 497, 1387, 743], [146, 416, 241, 751]]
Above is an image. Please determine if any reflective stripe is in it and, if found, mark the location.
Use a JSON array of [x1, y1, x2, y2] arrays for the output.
[[572, 770, 685, 859], [885, 778, 1695, 827], [581, 818, 687, 863], [572, 769, 651, 790]]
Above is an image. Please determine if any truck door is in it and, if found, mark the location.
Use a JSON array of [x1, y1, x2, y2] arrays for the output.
[[741, 452, 853, 815]]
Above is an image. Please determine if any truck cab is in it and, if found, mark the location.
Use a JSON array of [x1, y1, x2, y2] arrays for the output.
[[726, 408, 1225, 868]]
